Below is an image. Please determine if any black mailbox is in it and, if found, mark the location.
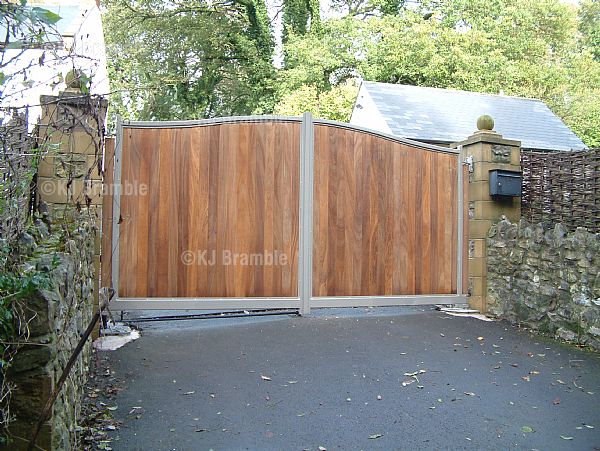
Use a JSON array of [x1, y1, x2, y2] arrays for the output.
[[489, 169, 522, 197]]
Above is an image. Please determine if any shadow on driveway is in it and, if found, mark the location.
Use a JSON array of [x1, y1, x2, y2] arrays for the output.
[[100, 307, 600, 450]]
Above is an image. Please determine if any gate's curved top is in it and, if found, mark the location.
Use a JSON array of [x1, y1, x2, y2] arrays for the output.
[[122, 115, 458, 154]]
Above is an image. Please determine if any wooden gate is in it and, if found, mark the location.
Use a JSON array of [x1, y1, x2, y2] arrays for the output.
[[103, 114, 468, 312]]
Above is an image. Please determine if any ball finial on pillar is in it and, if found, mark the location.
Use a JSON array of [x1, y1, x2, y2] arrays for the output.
[[477, 114, 494, 131]]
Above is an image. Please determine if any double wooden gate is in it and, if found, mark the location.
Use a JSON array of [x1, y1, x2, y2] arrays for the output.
[[103, 114, 468, 313]]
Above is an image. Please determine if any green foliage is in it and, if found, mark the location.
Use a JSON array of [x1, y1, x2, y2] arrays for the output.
[[0, 2, 61, 52], [103, 0, 276, 121], [276, 0, 600, 146], [104, 0, 600, 146], [579, 0, 600, 61], [282, 0, 321, 42], [0, 239, 56, 359], [274, 82, 358, 120]]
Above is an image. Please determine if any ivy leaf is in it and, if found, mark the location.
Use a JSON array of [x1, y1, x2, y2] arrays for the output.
[[31, 7, 61, 25]]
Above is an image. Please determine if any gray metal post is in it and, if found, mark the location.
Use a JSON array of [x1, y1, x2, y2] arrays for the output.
[[298, 112, 314, 315], [456, 146, 464, 297], [111, 116, 123, 299]]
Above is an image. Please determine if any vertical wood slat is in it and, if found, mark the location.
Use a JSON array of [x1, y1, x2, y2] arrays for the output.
[[100, 137, 115, 289], [312, 125, 460, 296]]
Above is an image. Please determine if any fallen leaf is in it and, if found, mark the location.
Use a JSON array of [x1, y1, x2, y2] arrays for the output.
[[560, 435, 573, 440], [521, 426, 534, 433], [369, 434, 383, 439], [404, 370, 427, 377], [261, 375, 272, 381]]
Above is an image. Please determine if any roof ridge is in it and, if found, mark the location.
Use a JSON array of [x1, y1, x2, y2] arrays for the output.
[[362, 81, 544, 103]]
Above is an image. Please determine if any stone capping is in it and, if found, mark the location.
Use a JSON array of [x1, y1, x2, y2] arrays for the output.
[[452, 132, 521, 149], [487, 218, 600, 350]]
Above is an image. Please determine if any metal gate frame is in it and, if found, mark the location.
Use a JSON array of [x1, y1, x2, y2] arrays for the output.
[[109, 113, 467, 313]]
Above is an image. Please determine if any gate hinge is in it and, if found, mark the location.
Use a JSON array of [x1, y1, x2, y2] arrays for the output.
[[463, 155, 474, 173]]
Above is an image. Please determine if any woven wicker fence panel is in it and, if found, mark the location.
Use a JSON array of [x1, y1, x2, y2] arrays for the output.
[[0, 113, 33, 242], [521, 149, 600, 232]]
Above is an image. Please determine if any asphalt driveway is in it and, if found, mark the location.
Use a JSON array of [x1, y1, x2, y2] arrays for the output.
[[98, 307, 600, 450]]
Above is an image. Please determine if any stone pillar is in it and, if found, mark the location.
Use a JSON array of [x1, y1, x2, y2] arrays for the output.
[[453, 116, 521, 312], [36, 83, 107, 305]]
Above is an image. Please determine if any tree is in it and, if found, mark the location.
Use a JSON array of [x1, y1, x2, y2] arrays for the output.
[[103, 0, 276, 120], [276, 0, 600, 146], [579, 0, 600, 61], [282, 0, 321, 42], [274, 82, 358, 120]]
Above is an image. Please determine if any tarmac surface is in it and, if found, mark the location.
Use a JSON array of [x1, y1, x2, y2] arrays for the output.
[[101, 307, 600, 450]]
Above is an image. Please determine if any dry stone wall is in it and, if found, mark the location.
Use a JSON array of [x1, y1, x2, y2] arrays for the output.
[[5, 220, 96, 450], [487, 219, 600, 350]]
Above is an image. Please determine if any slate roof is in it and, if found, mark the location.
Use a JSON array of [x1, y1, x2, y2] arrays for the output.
[[350, 82, 586, 151]]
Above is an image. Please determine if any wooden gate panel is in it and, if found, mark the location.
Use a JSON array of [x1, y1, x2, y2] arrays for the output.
[[108, 115, 467, 311], [118, 122, 300, 298], [313, 125, 458, 297]]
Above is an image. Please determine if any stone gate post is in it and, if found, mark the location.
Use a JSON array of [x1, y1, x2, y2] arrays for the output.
[[453, 116, 522, 312]]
